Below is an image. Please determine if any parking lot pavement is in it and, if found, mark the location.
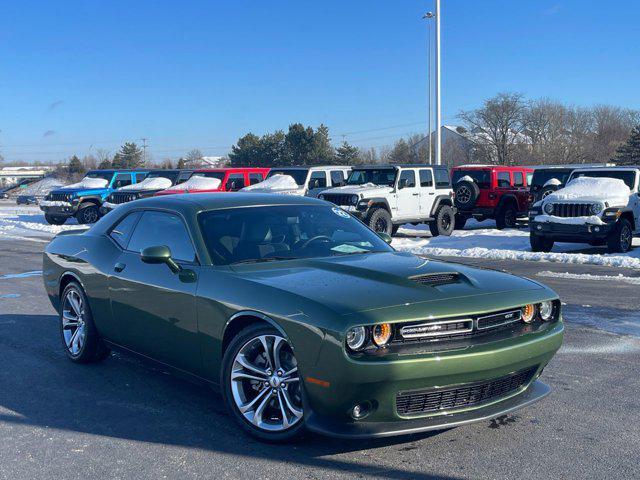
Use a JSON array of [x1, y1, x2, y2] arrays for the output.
[[1, 240, 639, 480]]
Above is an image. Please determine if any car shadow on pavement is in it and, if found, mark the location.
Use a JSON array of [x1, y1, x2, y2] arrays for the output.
[[0, 313, 461, 480]]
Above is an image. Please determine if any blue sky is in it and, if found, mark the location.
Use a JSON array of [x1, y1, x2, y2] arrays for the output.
[[1, 0, 639, 163]]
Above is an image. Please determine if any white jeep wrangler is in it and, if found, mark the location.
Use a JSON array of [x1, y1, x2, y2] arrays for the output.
[[529, 167, 640, 253], [319, 164, 455, 237], [241, 165, 351, 197]]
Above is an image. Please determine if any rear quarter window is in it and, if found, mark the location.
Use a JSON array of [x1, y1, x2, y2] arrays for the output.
[[109, 211, 142, 249]]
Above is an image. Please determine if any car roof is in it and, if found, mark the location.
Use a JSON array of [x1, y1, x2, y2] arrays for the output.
[[353, 164, 447, 169], [87, 169, 148, 173], [270, 165, 350, 170], [193, 167, 269, 173], [572, 166, 640, 172], [147, 169, 193, 174]]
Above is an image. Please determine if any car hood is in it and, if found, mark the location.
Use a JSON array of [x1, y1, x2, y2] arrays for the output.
[[49, 187, 106, 196], [322, 184, 394, 197], [231, 252, 547, 318]]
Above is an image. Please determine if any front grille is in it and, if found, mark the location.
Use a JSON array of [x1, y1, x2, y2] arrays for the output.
[[396, 367, 537, 416], [477, 309, 522, 330], [411, 272, 460, 287], [322, 194, 354, 206], [551, 203, 592, 217], [48, 192, 72, 202], [109, 192, 139, 204]]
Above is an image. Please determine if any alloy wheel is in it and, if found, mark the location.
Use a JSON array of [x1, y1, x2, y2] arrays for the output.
[[83, 208, 98, 223], [621, 225, 632, 251], [62, 289, 86, 356], [375, 217, 388, 233], [456, 186, 471, 204], [230, 334, 303, 432]]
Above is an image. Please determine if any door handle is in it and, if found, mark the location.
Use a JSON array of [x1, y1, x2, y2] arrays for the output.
[[428, 192, 435, 195], [114, 262, 126, 273], [412, 193, 420, 196]]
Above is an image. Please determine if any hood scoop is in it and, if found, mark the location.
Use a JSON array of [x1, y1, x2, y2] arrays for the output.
[[409, 272, 461, 287]]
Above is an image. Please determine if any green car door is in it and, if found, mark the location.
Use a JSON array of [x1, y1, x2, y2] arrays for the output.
[[109, 209, 201, 373]]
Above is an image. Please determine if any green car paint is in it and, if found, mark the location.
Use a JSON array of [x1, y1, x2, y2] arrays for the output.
[[43, 193, 563, 439]]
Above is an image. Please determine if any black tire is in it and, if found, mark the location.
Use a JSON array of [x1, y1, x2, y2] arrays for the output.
[[454, 180, 480, 210], [76, 203, 100, 224], [366, 207, 393, 235], [391, 224, 400, 236], [530, 234, 554, 252], [429, 205, 455, 237], [454, 215, 467, 230], [45, 213, 67, 225], [221, 323, 305, 442], [60, 281, 111, 363], [607, 219, 633, 253], [496, 203, 518, 230]]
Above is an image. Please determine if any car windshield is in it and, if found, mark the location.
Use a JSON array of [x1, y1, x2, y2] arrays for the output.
[[148, 171, 179, 183], [452, 170, 491, 189], [193, 171, 226, 181], [266, 169, 308, 186], [346, 169, 396, 187], [530, 169, 572, 191], [569, 171, 637, 190], [85, 171, 114, 182], [199, 205, 392, 265]]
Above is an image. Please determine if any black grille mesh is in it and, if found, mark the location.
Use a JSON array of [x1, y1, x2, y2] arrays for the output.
[[411, 273, 459, 287], [322, 194, 353, 206], [551, 203, 591, 217], [48, 192, 72, 202], [396, 367, 537, 416], [109, 192, 139, 204]]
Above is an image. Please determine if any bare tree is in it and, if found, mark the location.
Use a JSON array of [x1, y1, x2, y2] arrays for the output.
[[185, 148, 204, 167]]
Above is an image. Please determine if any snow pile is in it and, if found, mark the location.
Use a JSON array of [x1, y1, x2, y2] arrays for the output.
[[457, 175, 475, 183], [118, 177, 172, 191], [39, 200, 72, 207], [241, 174, 300, 192], [544, 177, 630, 205], [534, 214, 605, 226], [0, 204, 87, 241], [61, 178, 109, 190], [165, 176, 221, 191], [537, 271, 640, 285], [543, 178, 562, 187], [16, 178, 64, 196]]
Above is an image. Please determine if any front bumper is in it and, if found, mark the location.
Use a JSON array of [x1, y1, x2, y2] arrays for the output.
[[40, 201, 78, 217], [302, 320, 563, 439], [530, 219, 614, 241]]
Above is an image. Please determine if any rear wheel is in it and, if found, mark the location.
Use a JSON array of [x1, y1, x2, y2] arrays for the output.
[[607, 219, 633, 253], [496, 203, 518, 230], [454, 181, 480, 210], [45, 214, 67, 225], [429, 205, 455, 237], [76, 203, 100, 224], [530, 234, 554, 252], [222, 324, 304, 442], [366, 207, 393, 235]]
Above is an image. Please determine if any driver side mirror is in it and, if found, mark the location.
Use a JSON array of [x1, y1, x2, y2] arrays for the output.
[[378, 232, 393, 244], [141, 245, 181, 273]]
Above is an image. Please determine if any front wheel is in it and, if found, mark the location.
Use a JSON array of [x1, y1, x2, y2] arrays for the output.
[[607, 219, 633, 253], [45, 213, 67, 225], [76, 203, 100, 224], [222, 324, 305, 442], [366, 208, 393, 235], [496, 204, 517, 230], [429, 205, 455, 237], [530, 234, 554, 252]]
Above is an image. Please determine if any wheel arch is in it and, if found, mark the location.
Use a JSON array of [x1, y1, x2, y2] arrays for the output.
[[429, 195, 454, 217], [221, 311, 288, 357], [498, 194, 518, 209], [619, 210, 636, 230], [364, 198, 391, 213], [58, 271, 85, 300], [78, 196, 102, 206]]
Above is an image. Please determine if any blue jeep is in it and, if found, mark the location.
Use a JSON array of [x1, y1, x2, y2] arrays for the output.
[[40, 169, 148, 225]]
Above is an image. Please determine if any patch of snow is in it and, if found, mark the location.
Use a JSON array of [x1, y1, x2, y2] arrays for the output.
[[163, 176, 221, 192], [14, 178, 64, 196], [543, 178, 562, 187], [61, 178, 109, 190], [101, 201, 119, 210], [544, 177, 630, 205], [241, 174, 300, 192], [534, 214, 605, 225], [537, 271, 640, 285], [457, 175, 475, 183], [0, 203, 87, 241], [39, 200, 72, 207], [118, 177, 172, 191]]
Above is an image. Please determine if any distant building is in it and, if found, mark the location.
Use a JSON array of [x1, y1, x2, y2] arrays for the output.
[[199, 156, 228, 168], [0, 166, 55, 187], [411, 126, 476, 167]]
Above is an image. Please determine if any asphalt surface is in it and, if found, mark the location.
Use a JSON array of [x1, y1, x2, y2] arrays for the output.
[[1, 239, 639, 480]]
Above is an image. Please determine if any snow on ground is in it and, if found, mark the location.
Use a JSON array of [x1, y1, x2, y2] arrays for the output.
[[0, 202, 87, 242], [537, 271, 640, 285], [394, 219, 640, 270]]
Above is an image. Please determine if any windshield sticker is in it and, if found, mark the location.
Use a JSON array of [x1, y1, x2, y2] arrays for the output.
[[331, 244, 369, 254], [332, 207, 351, 218]]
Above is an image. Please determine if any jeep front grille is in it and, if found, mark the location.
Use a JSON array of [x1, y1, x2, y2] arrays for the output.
[[322, 194, 353, 206], [396, 366, 538, 416], [411, 272, 460, 287], [47, 193, 72, 202], [109, 192, 139, 204], [551, 203, 592, 217]]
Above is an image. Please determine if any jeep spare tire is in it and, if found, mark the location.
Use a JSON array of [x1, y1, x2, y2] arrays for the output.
[[454, 180, 479, 210]]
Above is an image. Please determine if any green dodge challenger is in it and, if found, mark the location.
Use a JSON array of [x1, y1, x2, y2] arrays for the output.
[[43, 193, 563, 441]]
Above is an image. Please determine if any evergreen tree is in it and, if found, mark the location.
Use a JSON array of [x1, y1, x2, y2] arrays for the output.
[[176, 158, 187, 169], [615, 125, 640, 165], [284, 123, 316, 166], [67, 155, 85, 174], [112, 142, 144, 169], [228, 133, 262, 167], [336, 142, 361, 164], [97, 158, 113, 169], [310, 124, 336, 165], [388, 138, 412, 164]]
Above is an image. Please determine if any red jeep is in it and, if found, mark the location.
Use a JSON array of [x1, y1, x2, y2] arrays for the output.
[[155, 167, 270, 196], [451, 165, 534, 230]]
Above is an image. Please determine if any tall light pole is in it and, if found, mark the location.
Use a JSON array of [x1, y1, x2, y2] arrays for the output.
[[141, 137, 148, 164], [434, 0, 442, 165], [423, 12, 434, 164]]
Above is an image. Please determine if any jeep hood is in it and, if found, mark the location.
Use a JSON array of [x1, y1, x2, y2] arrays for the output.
[[322, 184, 394, 197], [49, 187, 106, 196], [543, 177, 631, 206], [232, 252, 548, 319]]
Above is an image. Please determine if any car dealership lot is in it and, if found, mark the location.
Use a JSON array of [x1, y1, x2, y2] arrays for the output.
[[1, 237, 639, 479]]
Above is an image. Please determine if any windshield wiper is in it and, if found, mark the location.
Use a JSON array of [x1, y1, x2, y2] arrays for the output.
[[231, 256, 302, 265]]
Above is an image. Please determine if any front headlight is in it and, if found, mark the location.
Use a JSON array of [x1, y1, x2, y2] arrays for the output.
[[590, 202, 604, 215], [350, 194, 359, 205], [521, 304, 536, 323], [372, 323, 392, 347], [539, 301, 553, 321], [543, 203, 554, 215], [346, 326, 367, 351]]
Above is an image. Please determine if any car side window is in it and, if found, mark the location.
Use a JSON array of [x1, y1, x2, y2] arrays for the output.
[[226, 174, 245, 191], [434, 169, 451, 188], [330, 170, 345, 187], [526, 172, 533, 185], [128, 211, 196, 262], [113, 174, 133, 189], [136, 172, 148, 182], [178, 172, 192, 182], [249, 173, 264, 185], [109, 211, 142, 249], [513, 172, 524, 187], [309, 171, 327, 189], [497, 172, 511, 188], [419, 169, 433, 187], [398, 170, 416, 188]]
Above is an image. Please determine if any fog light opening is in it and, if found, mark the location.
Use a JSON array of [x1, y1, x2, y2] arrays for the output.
[[351, 401, 372, 420]]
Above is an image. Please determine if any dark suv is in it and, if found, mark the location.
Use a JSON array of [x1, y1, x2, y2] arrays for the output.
[[451, 165, 534, 230]]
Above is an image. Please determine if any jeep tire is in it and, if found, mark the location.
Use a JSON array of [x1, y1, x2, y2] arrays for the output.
[[454, 180, 479, 210], [496, 203, 518, 230], [530, 234, 554, 252], [76, 203, 100, 224], [45, 213, 67, 225], [429, 205, 455, 237], [366, 207, 393, 236], [607, 218, 633, 253]]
